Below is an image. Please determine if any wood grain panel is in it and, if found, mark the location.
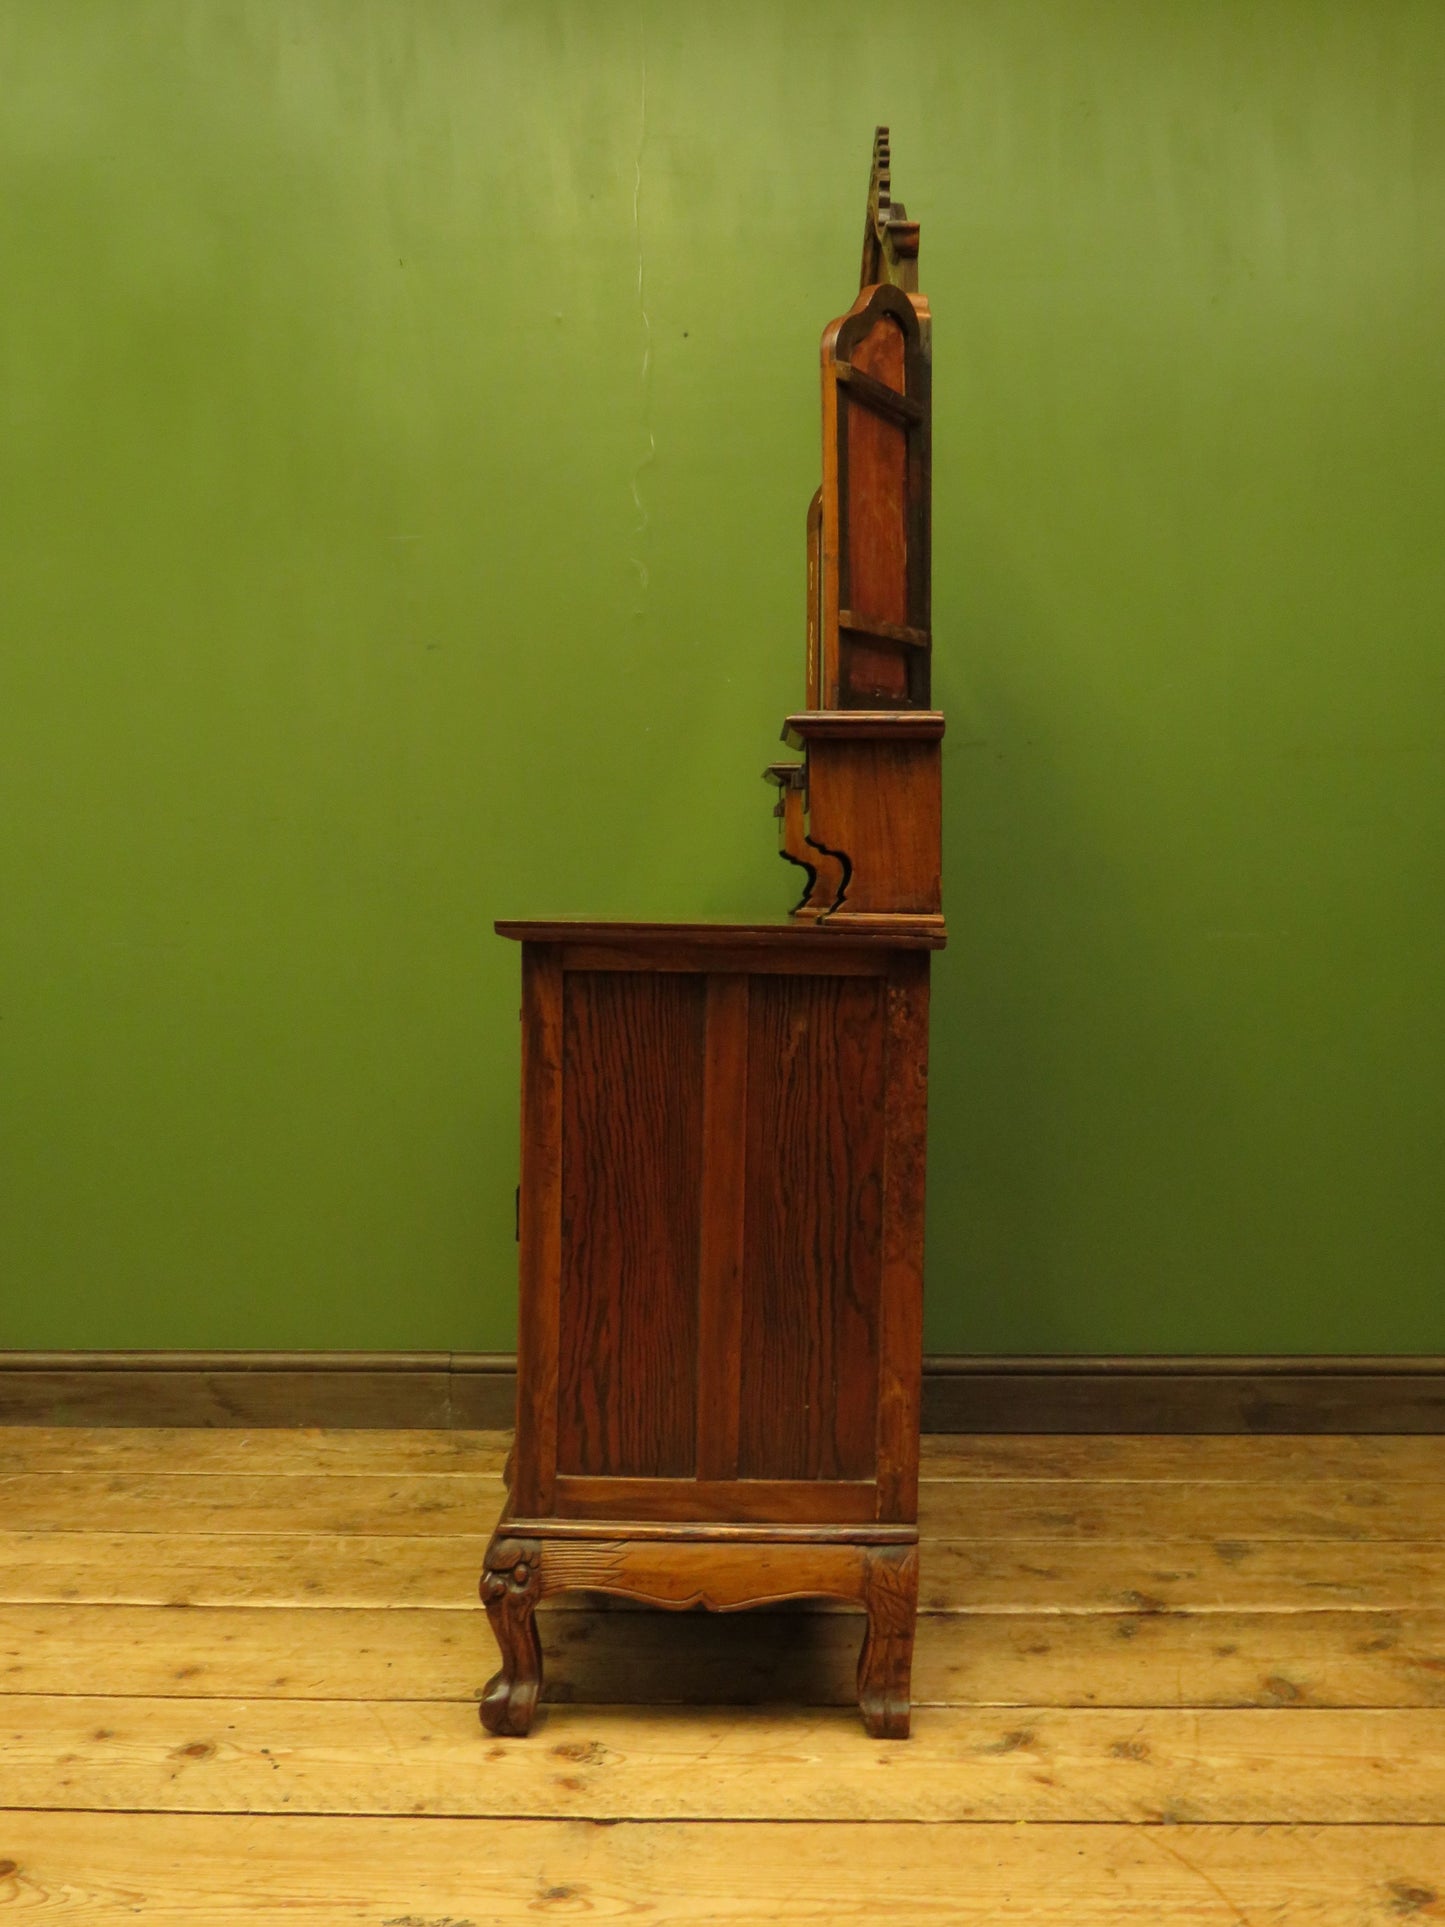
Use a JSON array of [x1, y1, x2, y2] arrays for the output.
[[818, 281, 930, 711], [552, 1475, 878, 1524], [738, 974, 885, 1482], [558, 941, 891, 975], [556, 971, 706, 1480], [512, 945, 562, 1512], [695, 976, 748, 1480], [876, 956, 929, 1518], [841, 313, 909, 702], [803, 736, 942, 914]]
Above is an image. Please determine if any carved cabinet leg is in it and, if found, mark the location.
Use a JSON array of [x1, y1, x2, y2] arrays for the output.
[[479, 1537, 544, 1736], [857, 1544, 919, 1739]]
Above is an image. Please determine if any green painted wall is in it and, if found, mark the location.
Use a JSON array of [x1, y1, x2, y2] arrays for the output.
[[3, 2, 1442, 1354]]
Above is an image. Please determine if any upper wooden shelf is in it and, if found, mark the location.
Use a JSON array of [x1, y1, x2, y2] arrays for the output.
[[494, 919, 946, 951], [782, 710, 944, 748]]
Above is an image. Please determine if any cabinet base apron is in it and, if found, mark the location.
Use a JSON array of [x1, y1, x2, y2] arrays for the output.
[[479, 1512, 920, 1740]]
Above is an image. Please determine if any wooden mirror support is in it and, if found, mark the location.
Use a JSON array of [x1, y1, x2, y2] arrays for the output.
[[483, 128, 944, 1740]]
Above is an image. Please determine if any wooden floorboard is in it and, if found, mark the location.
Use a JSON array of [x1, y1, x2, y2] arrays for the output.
[[7, 1425, 1445, 1481], [4, 1601, 1445, 1707], [6, 1467, 1445, 1539], [3, 1526, 1440, 1610], [3, 1426, 1443, 1921], [3, 1812, 1442, 1924], [6, 1696, 1445, 1821]]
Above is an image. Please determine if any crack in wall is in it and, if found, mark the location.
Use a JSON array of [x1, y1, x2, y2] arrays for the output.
[[628, 32, 655, 601]]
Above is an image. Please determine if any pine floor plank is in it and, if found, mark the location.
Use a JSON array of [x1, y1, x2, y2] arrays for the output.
[[10, 1427, 1445, 1484], [921, 1434, 1445, 1482], [1, 1428, 1442, 1921], [0, 1427, 510, 1477], [0, 1603, 490, 1702], [0, 1470, 502, 1534], [2, 1812, 1441, 1924], [6, 1468, 1444, 1543], [4, 1601, 1445, 1709], [5, 1696, 1445, 1822], [926, 1481, 1445, 1542], [3, 1528, 1439, 1611], [919, 1538, 1445, 1613], [543, 1602, 1445, 1709], [0, 1532, 486, 1606]]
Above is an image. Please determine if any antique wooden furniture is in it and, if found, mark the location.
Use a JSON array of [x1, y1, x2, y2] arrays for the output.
[[483, 129, 944, 1739]]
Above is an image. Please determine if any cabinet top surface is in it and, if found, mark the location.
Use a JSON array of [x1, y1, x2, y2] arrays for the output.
[[494, 918, 946, 951]]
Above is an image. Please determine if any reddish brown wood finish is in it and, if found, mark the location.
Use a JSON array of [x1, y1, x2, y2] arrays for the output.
[[877, 953, 931, 1521], [819, 282, 931, 712], [490, 925, 933, 1733], [511, 946, 562, 1518], [859, 125, 923, 299], [480, 1529, 918, 1740], [694, 976, 750, 1481], [553, 1475, 879, 1525], [806, 487, 823, 708], [504, 930, 928, 1516], [804, 738, 942, 917], [556, 972, 705, 1481], [488, 130, 939, 1741], [494, 919, 943, 951], [739, 973, 884, 1483], [780, 714, 943, 921]]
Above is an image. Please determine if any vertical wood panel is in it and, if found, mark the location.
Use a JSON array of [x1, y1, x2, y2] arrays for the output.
[[739, 974, 885, 1481], [805, 488, 823, 710], [846, 321, 909, 621], [804, 738, 942, 916], [842, 316, 909, 702], [513, 945, 563, 1515], [695, 976, 749, 1481], [556, 972, 705, 1480], [876, 954, 930, 1520]]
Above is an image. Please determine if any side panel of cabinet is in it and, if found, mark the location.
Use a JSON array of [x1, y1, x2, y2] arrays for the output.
[[511, 945, 563, 1517], [876, 952, 930, 1519], [737, 972, 887, 1481], [511, 938, 928, 1528], [554, 969, 707, 1480]]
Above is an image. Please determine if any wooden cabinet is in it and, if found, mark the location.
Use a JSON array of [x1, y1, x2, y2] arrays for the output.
[[482, 131, 943, 1739]]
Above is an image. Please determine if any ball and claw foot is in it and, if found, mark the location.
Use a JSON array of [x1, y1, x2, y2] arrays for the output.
[[479, 1536, 543, 1737]]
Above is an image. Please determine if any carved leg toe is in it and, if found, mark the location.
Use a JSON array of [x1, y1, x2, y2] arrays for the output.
[[480, 1641, 541, 1737], [480, 1535, 544, 1738], [857, 1544, 918, 1741], [858, 1630, 913, 1738]]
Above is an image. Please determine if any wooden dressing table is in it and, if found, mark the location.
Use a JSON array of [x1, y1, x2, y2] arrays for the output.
[[482, 129, 943, 1739]]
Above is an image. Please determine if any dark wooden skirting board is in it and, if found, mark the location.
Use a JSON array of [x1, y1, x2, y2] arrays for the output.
[[0, 1353, 516, 1429], [2, 1352, 1444, 1432], [921, 1356, 1445, 1435]]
